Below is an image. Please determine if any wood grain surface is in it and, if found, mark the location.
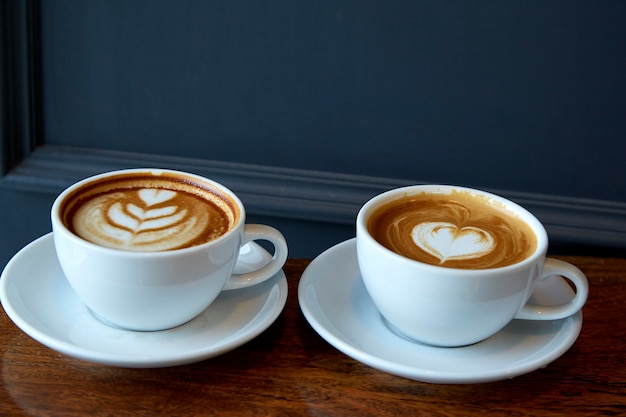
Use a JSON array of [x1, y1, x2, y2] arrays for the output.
[[1, 256, 625, 416]]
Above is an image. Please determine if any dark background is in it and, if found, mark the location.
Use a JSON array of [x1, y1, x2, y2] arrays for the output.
[[2, 0, 625, 265]]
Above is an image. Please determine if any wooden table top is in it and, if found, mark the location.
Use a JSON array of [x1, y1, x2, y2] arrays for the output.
[[1, 254, 625, 416]]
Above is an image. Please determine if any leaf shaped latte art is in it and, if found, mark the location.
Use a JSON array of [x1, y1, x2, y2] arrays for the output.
[[411, 222, 495, 264], [109, 202, 187, 232], [72, 189, 212, 251]]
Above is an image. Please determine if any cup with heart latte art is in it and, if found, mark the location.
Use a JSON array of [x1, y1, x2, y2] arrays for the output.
[[51, 168, 288, 331], [356, 184, 588, 347]]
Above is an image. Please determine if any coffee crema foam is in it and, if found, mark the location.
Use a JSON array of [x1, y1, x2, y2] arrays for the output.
[[368, 191, 537, 269], [61, 173, 238, 252]]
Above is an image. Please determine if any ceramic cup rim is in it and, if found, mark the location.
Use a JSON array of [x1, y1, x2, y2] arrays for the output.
[[356, 184, 549, 274], [51, 168, 245, 258]]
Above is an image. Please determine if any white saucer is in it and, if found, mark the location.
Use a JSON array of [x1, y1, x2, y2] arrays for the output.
[[0, 233, 287, 368], [298, 239, 583, 384]]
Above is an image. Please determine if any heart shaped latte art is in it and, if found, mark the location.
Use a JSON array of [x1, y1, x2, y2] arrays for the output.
[[411, 222, 495, 264], [138, 188, 177, 206]]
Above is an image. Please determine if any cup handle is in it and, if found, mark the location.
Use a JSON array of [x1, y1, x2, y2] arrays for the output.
[[222, 224, 288, 290], [514, 258, 589, 320]]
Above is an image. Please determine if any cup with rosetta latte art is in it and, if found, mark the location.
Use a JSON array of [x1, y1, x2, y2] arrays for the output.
[[51, 168, 288, 331], [356, 184, 588, 347]]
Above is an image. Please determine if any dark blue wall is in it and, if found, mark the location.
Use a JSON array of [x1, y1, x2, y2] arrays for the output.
[[2, 1, 625, 266], [41, 1, 626, 201]]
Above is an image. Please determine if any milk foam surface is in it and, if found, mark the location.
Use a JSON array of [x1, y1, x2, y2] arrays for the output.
[[62, 174, 237, 251], [368, 191, 537, 269], [412, 222, 495, 264]]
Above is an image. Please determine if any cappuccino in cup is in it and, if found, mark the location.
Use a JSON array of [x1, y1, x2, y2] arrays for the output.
[[59, 171, 238, 252], [367, 190, 537, 269], [356, 185, 588, 347], [51, 169, 288, 331]]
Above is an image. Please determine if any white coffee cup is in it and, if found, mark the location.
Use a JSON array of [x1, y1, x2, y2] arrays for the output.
[[356, 184, 588, 347], [51, 168, 288, 331]]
